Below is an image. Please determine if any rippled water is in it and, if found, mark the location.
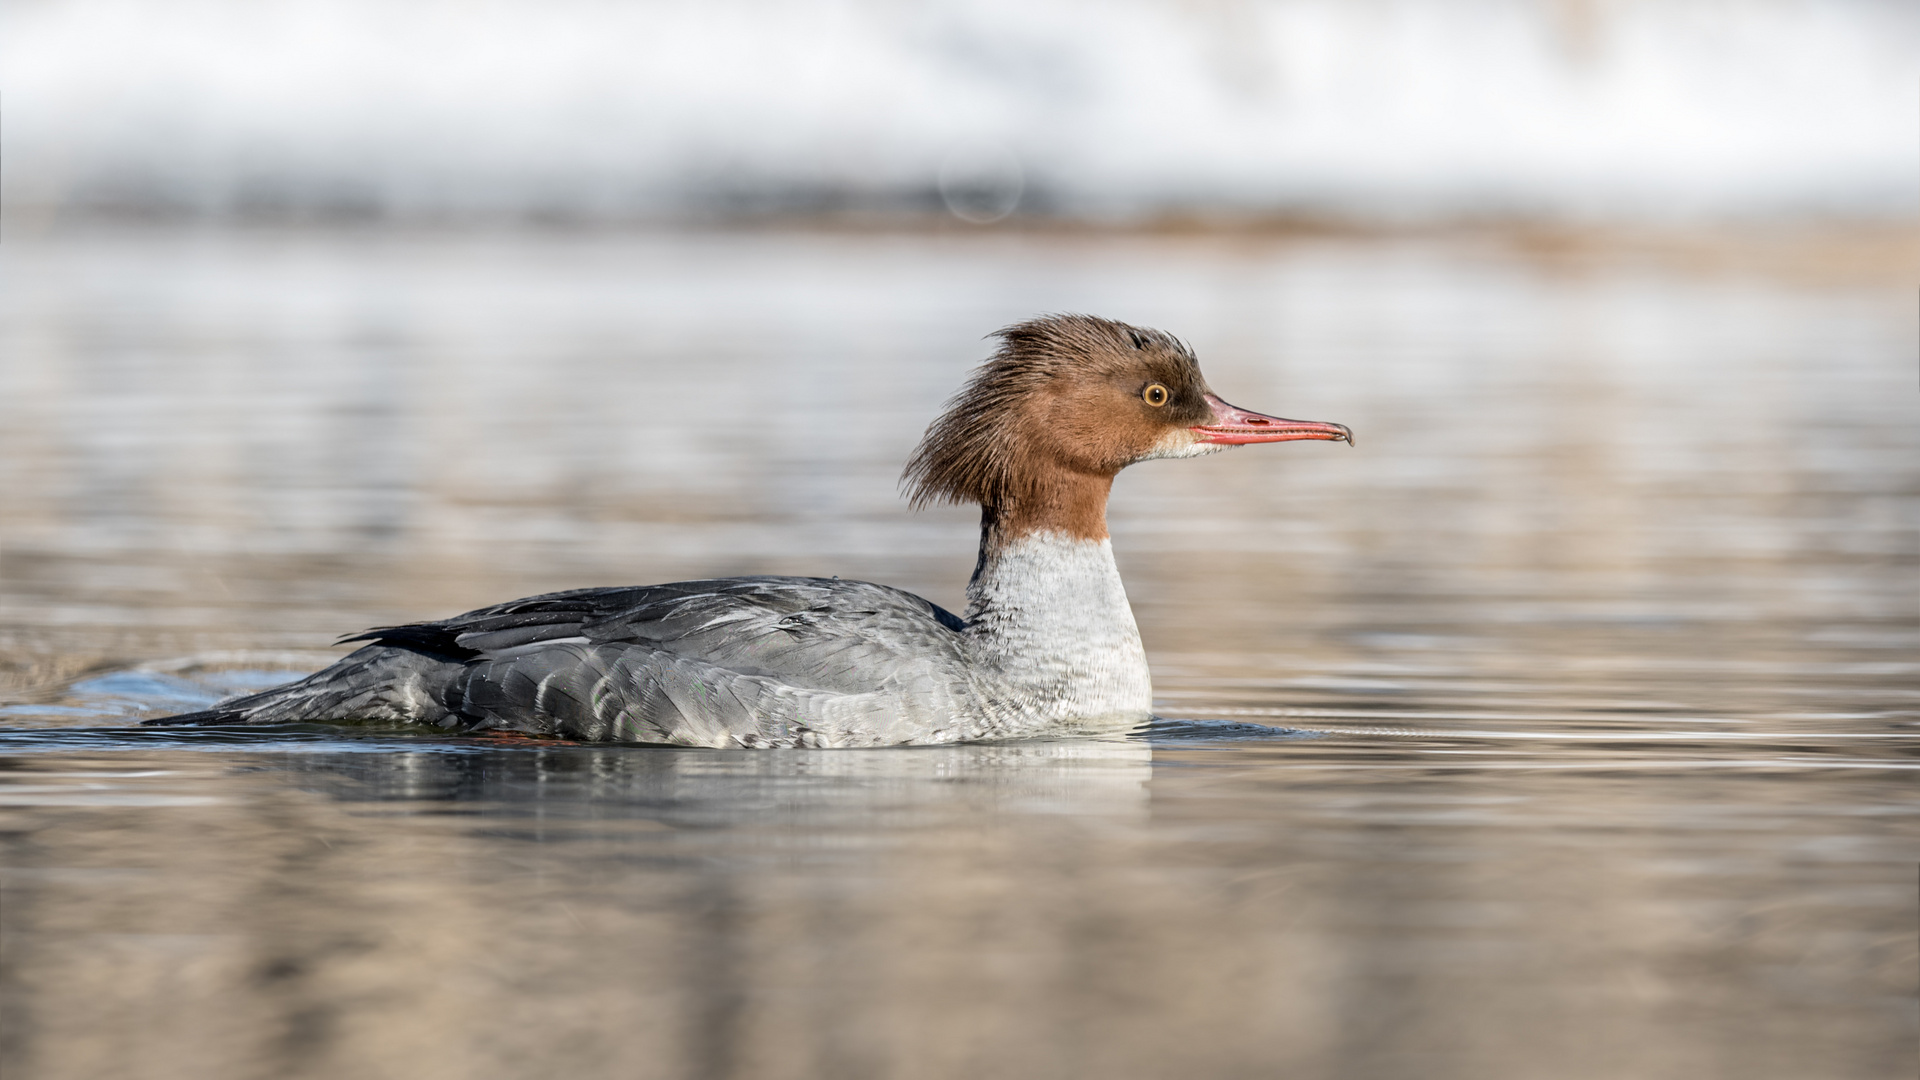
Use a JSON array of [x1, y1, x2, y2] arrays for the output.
[[0, 224, 1914, 1079]]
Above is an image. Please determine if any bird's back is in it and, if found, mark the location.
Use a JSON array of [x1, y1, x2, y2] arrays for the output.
[[151, 577, 987, 747]]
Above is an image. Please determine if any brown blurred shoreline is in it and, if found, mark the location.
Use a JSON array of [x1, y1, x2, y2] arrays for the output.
[[9, 210, 1915, 287]]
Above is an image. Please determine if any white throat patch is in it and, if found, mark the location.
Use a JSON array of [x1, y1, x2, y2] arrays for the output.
[[1134, 426, 1230, 462]]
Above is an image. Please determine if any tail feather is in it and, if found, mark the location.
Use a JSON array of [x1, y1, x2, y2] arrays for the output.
[[142, 645, 466, 728], [142, 707, 253, 727]]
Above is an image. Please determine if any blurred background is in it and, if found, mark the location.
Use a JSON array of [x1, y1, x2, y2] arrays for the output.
[[1, 4, 1917, 1080], [3, 0, 1916, 224]]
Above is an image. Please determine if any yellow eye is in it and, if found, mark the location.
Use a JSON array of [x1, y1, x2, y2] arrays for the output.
[[1143, 383, 1170, 407]]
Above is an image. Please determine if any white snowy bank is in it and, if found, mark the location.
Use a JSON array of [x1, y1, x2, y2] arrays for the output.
[[3, 0, 1914, 222]]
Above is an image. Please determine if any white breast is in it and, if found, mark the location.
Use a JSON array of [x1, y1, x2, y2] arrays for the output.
[[962, 530, 1153, 731]]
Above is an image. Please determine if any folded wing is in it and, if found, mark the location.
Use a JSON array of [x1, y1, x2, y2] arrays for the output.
[[163, 576, 981, 746]]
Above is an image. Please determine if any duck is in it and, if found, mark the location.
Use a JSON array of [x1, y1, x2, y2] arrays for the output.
[[147, 314, 1350, 747]]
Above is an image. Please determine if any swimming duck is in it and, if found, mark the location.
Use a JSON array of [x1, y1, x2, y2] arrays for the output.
[[148, 314, 1350, 746]]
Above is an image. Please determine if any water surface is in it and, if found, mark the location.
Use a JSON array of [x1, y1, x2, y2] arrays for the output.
[[0, 224, 1914, 1079]]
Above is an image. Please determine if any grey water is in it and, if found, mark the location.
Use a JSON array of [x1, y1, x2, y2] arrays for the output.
[[0, 223, 1914, 1079]]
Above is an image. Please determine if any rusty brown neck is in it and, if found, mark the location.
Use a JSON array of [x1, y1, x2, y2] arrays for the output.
[[976, 469, 1114, 553]]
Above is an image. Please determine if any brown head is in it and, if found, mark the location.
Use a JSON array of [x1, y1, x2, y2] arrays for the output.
[[903, 314, 1351, 542]]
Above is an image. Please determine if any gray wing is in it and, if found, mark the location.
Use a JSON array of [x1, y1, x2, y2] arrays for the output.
[[365, 577, 982, 746]]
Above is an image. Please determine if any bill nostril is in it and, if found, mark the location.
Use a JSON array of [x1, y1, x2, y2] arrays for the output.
[[1246, 417, 1269, 425]]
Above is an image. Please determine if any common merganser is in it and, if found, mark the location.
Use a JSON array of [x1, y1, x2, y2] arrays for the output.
[[148, 315, 1350, 747]]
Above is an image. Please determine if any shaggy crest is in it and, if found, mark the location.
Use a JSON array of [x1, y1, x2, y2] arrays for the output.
[[902, 314, 1200, 511]]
